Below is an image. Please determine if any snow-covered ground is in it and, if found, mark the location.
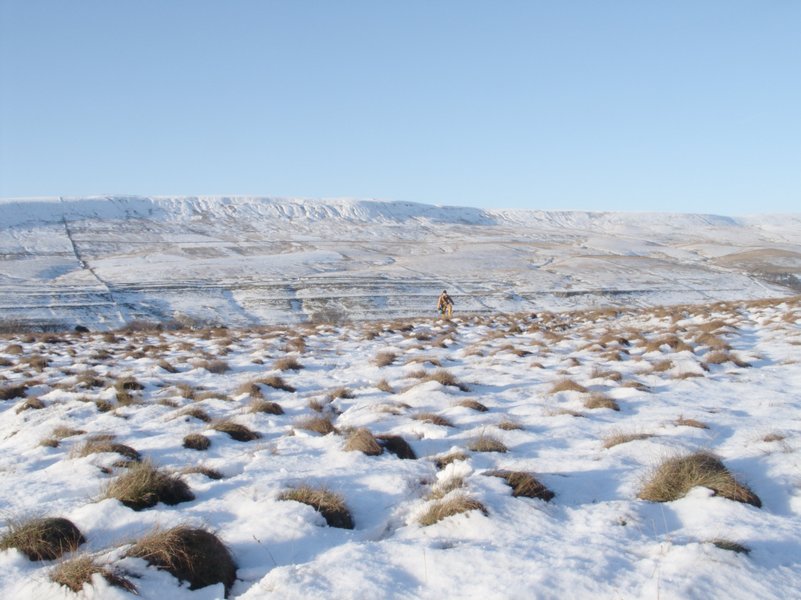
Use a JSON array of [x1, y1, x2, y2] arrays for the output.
[[1, 196, 800, 330], [1, 296, 800, 598]]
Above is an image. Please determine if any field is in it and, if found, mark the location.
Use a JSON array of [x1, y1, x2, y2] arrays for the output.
[[1, 296, 800, 598]]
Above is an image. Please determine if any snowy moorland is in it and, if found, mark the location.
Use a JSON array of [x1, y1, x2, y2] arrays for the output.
[[2, 196, 800, 329], [1, 296, 800, 598]]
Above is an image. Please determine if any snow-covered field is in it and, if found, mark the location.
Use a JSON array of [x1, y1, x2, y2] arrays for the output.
[[2, 196, 800, 330], [1, 296, 800, 599]]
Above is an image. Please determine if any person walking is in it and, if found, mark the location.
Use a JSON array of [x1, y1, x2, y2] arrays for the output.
[[437, 290, 454, 318]]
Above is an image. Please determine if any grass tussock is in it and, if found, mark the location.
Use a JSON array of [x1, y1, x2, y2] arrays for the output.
[[197, 359, 230, 374], [376, 434, 416, 459], [0, 517, 85, 560], [278, 486, 354, 529], [327, 386, 355, 400], [486, 470, 554, 501], [127, 526, 237, 596], [211, 419, 261, 441], [257, 375, 296, 393], [423, 369, 470, 392], [15, 396, 45, 413], [676, 416, 709, 429], [591, 369, 623, 382], [419, 494, 488, 526], [294, 415, 337, 435], [549, 378, 587, 394], [179, 407, 211, 422], [76, 438, 142, 462], [105, 460, 195, 510], [709, 539, 750, 554], [434, 450, 468, 470], [603, 431, 655, 449], [343, 428, 384, 455], [375, 378, 393, 393], [644, 335, 693, 354], [183, 433, 211, 451], [639, 451, 761, 507], [181, 465, 224, 480], [374, 351, 396, 367], [273, 356, 303, 371], [457, 399, 488, 412], [50, 554, 137, 593], [412, 412, 454, 427], [249, 399, 284, 415], [468, 434, 508, 453], [0, 383, 28, 401], [583, 393, 620, 411], [496, 419, 523, 431], [236, 382, 264, 398], [427, 476, 465, 500]]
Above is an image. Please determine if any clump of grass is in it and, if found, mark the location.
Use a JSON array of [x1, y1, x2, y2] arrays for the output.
[[676, 416, 709, 429], [762, 432, 785, 442], [294, 415, 337, 435], [114, 375, 143, 391], [434, 450, 468, 470], [375, 379, 393, 393], [94, 399, 113, 413], [211, 419, 261, 442], [198, 359, 230, 374], [419, 494, 488, 526], [376, 434, 416, 459], [427, 476, 465, 500], [620, 380, 650, 392], [50, 554, 136, 593], [21, 354, 49, 372], [374, 351, 396, 367], [183, 433, 211, 451], [236, 382, 264, 399], [644, 335, 693, 353], [257, 375, 296, 393], [249, 399, 284, 415], [457, 399, 488, 412], [639, 451, 761, 506], [549, 378, 587, 394], [651, 359, 674, 373], [412, 413, 454, 427], [709, 539, 750, 554], [105, 460, 195, 510], [591, 369, 623, 382], [157, 359, 178, 373], [327, 386, 355, 401], [584, 393, 620, 411], [278, 486, 354, 529], [0, 517, 85, 560], [127, 526, 237, 596], [496, 419, 523, 431], [75, 370, 106, 388], [343, 428, 384, 455], [424, 369, 470, 392], [274, 356, 303, 371], [3, 343, 23, 355], [179, 406, 211, 422], [0, 383, 27, 401], [486, 470, 554, 501], [76, 438, 142, 462], [40, 438, 60, 448], [603, 431, 655, 449], [181, 465, 224, 480], [468, 434, 508, 453], [15, 396, 45, 413]]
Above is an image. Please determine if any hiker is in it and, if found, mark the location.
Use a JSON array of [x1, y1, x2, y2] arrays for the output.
[[437, 290, 454, 318]]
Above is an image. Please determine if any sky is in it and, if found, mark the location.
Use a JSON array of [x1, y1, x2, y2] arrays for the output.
[[0, 1, 799, 214]]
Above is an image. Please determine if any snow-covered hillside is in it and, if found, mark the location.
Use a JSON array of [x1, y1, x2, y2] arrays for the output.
[[1, 196, 800, 330], [0, 297, 799, 598]]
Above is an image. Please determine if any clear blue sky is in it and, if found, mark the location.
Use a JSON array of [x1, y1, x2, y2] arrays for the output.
[[1, 1, 799, 214]]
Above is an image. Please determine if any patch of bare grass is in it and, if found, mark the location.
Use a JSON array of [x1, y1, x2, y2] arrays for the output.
[[343, 428, 383, 455], [294, 415, 337, 435], [676, 416, 709, 429], [249, 399, 284, 415], [376, 434, 416, 459], [434, 450, 468, 470], [183, 433, 211, 451], [468, 434, 508, 453], [105, 460, 195, 510], [50, 554, 136, 593], [709, 539, 750, 554], [583, 393, 620, 411], [197, 359, 230, 374], [273, 356, 303, 371], [425, 369, 469, 391], [549, 378, 587, 394], [496, 419, 523, 431], [278, 486, 354, 529], [75, 438, 142, 462], [179, 407, 211, 423], [419, 494, 487, 526], [15, 396, 45, 413], [0, 383, 27, 401], [127, 526, 237, 596], [327, 386, 355, 400], [257, 375, 296, 393], [644, 335, 693, 353], [375, 379, 393, 393], [457, 399, 488, 412], [374, 351, 396, 367], [486, 470, 554, 501], [412, 413, 454, 427], [0, 517, 85, 560], [180, 465, 224, 480], [427, 476, 465, 500], [210, 419, 261, 442], [639, 451, 761, 506], [603, 431, 655, 449]]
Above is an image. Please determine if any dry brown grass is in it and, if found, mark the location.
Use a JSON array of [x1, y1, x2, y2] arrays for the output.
[[375, 379, 393, 393], [419, 494, 487, 526], [210, 419, 261, 441], [709, 539, 750, 554], [278, 486, 354, 529], [50, 554, 137, 593], [0, 383, 27, 401], [3, 343, 23, 355], [583, 393, 620, 411], [15, 396, 45, 413], [549, 378, 587, 394], [127, 526, 237, 596], [374, 351, 397, 367], [434, 450, 468, 469], [676, 416, 709, 429], [179, 407, 211, 422], [294, 415, 337, 435], [343, 428, 383, 455], [75, 438, 142, 462], [695, 332, 732, 351], [762, 432, 786, 442], [273, 356, 304, 371], [0, 517, 85, 560], [639, 451, 761, 506], [591, 369, 623, 382], [421, 369, 470, 392], [486, 470, 554, 501], [327, 386, 355, 400], [249, 399, 284, 415], [457, 399, 488, 412], [412, 413, 454, 427], [496, 419, 523, 431], [105, 460, 195, 510], [644, 335, 693, 354], [468, 434, 508, 453], [181, 465, 224, 480], [257, 375, 296, 393], [236, 382, 264, 398], [197, 359, 230, 374], [427, 476, 465, 500], [376, 434, 416, 459], [183, 433, 211, 451], [603, 431, 655, 449], [650, 359, 674, 373]]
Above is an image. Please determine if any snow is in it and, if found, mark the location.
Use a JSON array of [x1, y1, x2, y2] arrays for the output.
[[1, 196, 799, 329], [1, 297, 800, 598]]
